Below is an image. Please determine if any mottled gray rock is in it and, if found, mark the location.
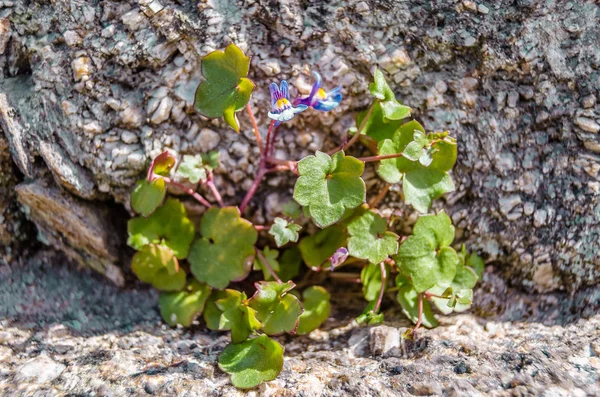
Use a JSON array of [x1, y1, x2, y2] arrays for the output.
[[15, 179, 124, 286], [0, 0, 599, 294]]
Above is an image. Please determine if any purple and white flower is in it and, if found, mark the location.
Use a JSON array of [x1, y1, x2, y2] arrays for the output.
[[267, 80, 308, 124], [294, 71, 342, 112]]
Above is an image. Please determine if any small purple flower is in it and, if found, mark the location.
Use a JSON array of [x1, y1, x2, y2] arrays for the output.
[[268, 80, 308, 124], [329, 247, 349, 270], [294, 71, 342, 112]]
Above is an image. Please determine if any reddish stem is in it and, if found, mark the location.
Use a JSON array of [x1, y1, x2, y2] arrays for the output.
[[256, 247, 282, 283], [413, 293, 424, 332], [239, 121, 277, 213], [343, 101, 377, 152], [373, 262, 387, 313], [253, 225, 270, 231], [246, 104, 263, 155], [359, 152, 405, 163], [161, 177, 212, 208], [424, 291, 448, 300], [206, 171, 224, 207]]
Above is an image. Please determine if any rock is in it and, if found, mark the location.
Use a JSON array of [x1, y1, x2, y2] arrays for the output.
[[575, 117, 600, 133], [194, 128, 220, 152], [0, 18, 10, 55], [0, 0, 600, 293], [369, 326, 401, 356], [15, 178, 123, 286], [15, 355, 66, 384]]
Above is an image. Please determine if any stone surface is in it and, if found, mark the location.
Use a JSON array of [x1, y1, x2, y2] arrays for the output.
[[0, 0, 599, 293], [0, 255, 597, 396], [15, 179, 124, 286]]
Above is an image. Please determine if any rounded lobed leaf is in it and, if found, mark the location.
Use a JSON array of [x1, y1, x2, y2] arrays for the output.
[[296, 286, 331, 335], [247, 281, 303, 335], [188, 207, 258, 289], [131, 244, 186, 291], [278, 247, 302, 282], [293, 151, 366, 228], [269, 217, 302, 247], [347, 208, 399, 265], [130, 178, 166, 217], [193, 44, 255, 132], [218, 335, 284, 389], [395, 212, 459, 293], [127, 197, 195, 259], [159, 280, 212, 327]]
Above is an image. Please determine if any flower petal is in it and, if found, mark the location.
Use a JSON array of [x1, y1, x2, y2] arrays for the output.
[[308, 71, 322, 99], [269, 83, 280, 106], [280, 80, 290, 100], [292, 104, 308, 114]]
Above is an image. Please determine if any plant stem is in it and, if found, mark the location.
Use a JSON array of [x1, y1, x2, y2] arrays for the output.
[[424, 291, 448, 300], [256, 247, 282, 283], [373, 262, 387, 313], [206, 171, 224, 207], [161, 177, 212, 208], [239, 121, 277, 213], [246, 104, 263, 154], [253, 224, 270, 231], [413, 293, 424, 332], [368, 183, 391, 208], [343, 101, 378, 152], [359, 152, 405, 163]]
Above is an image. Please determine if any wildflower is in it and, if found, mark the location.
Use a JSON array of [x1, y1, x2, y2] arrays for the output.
[[294, 71, 342, 111], [268, 80, 307, 123]]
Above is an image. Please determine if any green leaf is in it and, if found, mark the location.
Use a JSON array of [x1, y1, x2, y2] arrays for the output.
[[429, 250, 479, 314], [294, 151, 366, 228], [149, 151, 176, 176], [203, 290, 228, 330], [396, 275, 438, 328], [298, 224, 347, 269], [189, 207, 258, 289], [403, 168, 455, 214], [360, 263, 389, 302], [281, 200, 302, 219], [247, 281, 303, 335], [278, 247, 302, 282], [253, 246, 280, 281], [130, 178, 166, 217], [269, 217, 302, 247], [159, 280, 212, 327], [356, 102, 404, 143], [376, 123, 458, 213], [395, 212, 459, 292], [131, 244, 186, 291], [347, 208, 398, 264], [177, 154, 207, 184], [296, 286, 331, 335], [194, 44, 254, 132], [216, 290, 261, 343], [356, 301, 384, 325], [376, 120, 426, 184], [369, 69, 411, 120], [467, 252, 485, 280], [218, 335, 284, 389], [127, 197, 195, 259]]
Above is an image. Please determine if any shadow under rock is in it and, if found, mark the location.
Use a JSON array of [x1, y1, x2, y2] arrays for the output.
[[0, 250, 160, 335]]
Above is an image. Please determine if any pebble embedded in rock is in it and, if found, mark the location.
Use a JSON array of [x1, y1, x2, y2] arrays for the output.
[[575, 117, 600, 133], [150, 97, 173, 125], [15, 355, 66, 384], [71, 57, 92, 81]]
